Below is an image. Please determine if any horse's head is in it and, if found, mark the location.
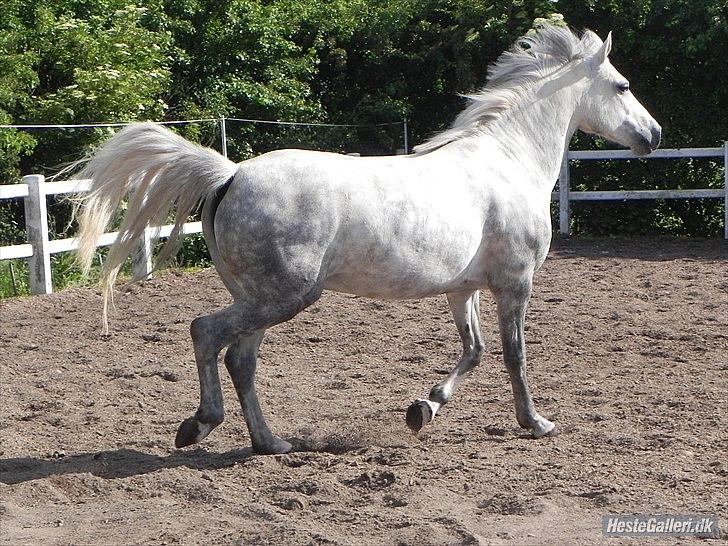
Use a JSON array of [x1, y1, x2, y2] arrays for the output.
[[577, 31, 661, 156]]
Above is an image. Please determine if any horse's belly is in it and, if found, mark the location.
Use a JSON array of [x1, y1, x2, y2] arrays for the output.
[[325, 276, 425, 300], [323, 244, 482, 299], [323, 273, 462, 299], [323, 204, 485, 298]]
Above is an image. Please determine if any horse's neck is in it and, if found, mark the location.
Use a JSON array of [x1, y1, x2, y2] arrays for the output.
[[478, 82, 581, 191]]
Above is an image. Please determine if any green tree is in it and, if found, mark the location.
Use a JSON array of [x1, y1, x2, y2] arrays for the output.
[[21, 1, 172, 174], [301, 0, 562, 150], [0, 1, 40, 184], [0, 0, 173, 251], [559, 0, 727, 235], [163, 0, 324, 158]]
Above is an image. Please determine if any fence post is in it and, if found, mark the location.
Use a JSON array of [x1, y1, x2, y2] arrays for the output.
[[559, 150, 571, 235], [23, 174, 52, 294], [403, 117, 409, 154], [724, 141, 727, 240], [132, 226, 153, 279], [220, 117, 228, 158]]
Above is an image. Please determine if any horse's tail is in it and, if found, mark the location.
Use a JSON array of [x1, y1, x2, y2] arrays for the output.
[[73, 122, 237, 331]]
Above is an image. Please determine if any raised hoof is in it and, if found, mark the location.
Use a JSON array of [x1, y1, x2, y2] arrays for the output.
[[405, 399, 440, 434], [174, 417, 218, 448], [252, 438, 293, 455]]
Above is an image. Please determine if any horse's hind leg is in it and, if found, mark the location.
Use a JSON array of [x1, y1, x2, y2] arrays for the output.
[[494, 278, 555, 438], [174, 301, 283, 449], [224, 330, 292, 454], [174, 308, 229, 449], [174, 285, 322, 451], [406, 290, 484, 432]]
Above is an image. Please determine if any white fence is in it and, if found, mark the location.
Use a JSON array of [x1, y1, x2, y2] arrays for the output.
[[555, 144, 728, 235], [1, 143, 726, 295], [0, 174, 203, 294]]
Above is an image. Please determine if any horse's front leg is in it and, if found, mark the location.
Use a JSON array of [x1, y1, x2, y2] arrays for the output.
[[494, 279, 556, 438], [406, 290, 484, 432]]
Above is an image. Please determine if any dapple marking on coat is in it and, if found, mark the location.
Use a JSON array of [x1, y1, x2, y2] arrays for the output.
[[74, 25, 660, 454]]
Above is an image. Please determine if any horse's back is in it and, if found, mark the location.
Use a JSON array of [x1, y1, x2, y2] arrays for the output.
[[209, 149, 486, 299], [210, 147, 550, 301]]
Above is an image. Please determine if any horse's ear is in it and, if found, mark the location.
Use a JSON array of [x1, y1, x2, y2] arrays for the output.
[[594, 31, 612, 65]]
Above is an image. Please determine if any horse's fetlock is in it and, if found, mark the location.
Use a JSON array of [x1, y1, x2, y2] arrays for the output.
[[196, 407, 224, 426], [429, 384, 450, 405]]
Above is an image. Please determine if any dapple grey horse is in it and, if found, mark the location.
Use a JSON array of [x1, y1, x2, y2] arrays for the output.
[[75, 25, 660, 454]]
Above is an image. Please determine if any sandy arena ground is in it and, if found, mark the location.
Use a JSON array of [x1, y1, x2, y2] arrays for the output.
[[1, 237, 726, 545]]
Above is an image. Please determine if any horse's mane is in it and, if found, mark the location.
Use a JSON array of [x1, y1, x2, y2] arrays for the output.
[[413, 25, 604, 154]]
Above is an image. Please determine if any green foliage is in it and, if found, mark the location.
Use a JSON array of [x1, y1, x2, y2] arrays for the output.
[[558, 0, 726, 236], [303, 0, 561, 147], [177, 233, 211, 268], [0, 1, 40, 184], [0, 0, 726, 296], [567, 154, 724, 237], [1, 1, 172, 176], [0, 260, 28, 297]]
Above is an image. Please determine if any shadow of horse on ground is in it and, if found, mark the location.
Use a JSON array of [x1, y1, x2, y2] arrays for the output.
[[0, 432, 373, 485], [0, 447, 254, 485]]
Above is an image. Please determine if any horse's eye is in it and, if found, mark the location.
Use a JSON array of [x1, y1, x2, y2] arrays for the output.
[[617, 82, 630, 94]]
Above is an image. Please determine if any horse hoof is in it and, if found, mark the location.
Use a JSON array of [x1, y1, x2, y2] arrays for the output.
[[543, 425, 560, 437], [531, 419, 557, 439], [174, 417, 217, 448], [252, 438, 293, 455], [405, 399, 440, 434]]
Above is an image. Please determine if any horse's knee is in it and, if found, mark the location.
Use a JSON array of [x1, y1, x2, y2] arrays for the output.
[[471, 340, 485, 363], [460, 342, 484, 373], [473, 340, 485, 363]]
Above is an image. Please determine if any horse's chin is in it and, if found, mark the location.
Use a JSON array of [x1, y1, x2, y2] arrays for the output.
[[630, 140, 654, 157]]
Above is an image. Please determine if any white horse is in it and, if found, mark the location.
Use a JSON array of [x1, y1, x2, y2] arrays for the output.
[[75, 25, 660, 454]]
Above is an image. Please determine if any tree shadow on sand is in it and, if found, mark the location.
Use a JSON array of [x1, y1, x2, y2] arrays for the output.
[[550, 236, 726, 262]]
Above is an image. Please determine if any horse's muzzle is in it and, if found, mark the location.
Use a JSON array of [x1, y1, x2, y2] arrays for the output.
[[649, 122, 662, 151], [630, 120, 662, 156]]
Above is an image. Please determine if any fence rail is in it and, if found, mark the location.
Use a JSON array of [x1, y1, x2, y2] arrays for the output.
[[1, 144, 726, 296], [0, 174, 203, 294], [555, 144, 728, 237]]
